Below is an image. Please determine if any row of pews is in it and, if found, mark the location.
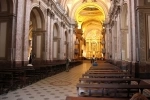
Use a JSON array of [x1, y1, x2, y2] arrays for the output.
[[66, 62, 150, 100], [0, 60, 83, 94]]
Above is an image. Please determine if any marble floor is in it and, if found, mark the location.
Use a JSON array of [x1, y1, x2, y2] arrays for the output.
[[0, 61, 150, 100], [0, 61, 91, 100]]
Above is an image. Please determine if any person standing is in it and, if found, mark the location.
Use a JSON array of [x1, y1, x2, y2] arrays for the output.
[[92, 61, 98, 66], [27, 53, 33, 66], [66, 58, 70, 72], [29, 53, 32, 64], [91, 55, 95, 64]]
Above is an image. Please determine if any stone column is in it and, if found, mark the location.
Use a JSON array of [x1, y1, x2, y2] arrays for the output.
[[22, 0, 32, 66], [121, 29, 128, 60], [72, 33, 76, 59], [49, 12, 54, 61], [130, 0, 136, 62], [109, 29, 112, 59], [45, 10, 51, 63], [68, 31, 72, 59], [117, 13, 122, 60], [112, 21, 117, 60], [59, 21, 65, 60], [70, 27, 74, 59], [14, 0, 26, 67], [105, 27, 110, 59]]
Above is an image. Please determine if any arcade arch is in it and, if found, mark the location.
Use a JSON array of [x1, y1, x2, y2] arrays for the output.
[[28, 7, 45, 63], [53, 23, 60, 60]]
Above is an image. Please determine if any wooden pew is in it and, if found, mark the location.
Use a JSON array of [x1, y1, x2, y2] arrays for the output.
[[90, 65, 120, 69], [87, 70, 122, 72], [85, 71, 128, 74], [0, 68, 27, 90], [79, 78, 141, 84], [66, 96, 128, 100], [76, 83, 150, 97], [82, 73, 132, 78], [89, 67, 120, 70], [0, 72, 14, 94]]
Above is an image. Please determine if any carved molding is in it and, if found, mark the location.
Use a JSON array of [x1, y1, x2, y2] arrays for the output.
[[108, 0, 121, 28]]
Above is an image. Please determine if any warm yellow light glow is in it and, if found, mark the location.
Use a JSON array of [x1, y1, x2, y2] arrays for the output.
[[75, 2, 105, 23], [74, 2, 105, 35], [83, 51, 86, 57], [72, 1, 106, 59], [78, 23, 82, 29]]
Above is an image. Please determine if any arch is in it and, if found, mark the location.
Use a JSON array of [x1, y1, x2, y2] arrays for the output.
[[28, 7, 45, 63], [70, 1, 108, 21], [74, 2, 106, 31], [53, 23, 60, 59], [30, 7, 45, 30], [120, 3, 128, 29], [81, 20, 103, 32], [75, 3, 105, 20]]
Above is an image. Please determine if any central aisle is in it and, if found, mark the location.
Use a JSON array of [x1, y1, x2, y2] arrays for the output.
[[0, 61, 92, 100]]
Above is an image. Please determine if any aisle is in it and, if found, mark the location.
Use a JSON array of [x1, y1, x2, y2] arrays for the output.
[[1, 60, 150, 100], [0, 61, 91, 100]]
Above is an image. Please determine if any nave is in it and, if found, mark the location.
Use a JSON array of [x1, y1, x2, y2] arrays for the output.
[[1, 61, 150, 100]]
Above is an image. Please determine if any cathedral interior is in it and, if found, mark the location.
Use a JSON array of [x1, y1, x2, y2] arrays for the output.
[[1, 0, 150, 100]]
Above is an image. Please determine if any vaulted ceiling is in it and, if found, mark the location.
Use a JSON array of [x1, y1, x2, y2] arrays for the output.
[[55, 0, 111, 39]]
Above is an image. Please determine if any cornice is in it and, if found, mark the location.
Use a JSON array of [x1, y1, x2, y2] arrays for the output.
[[41, 0, 73, 28], [136, 6, 150, 11], [63, 16, 72, 28]]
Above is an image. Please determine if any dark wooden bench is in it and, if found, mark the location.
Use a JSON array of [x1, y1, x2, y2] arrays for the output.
[[89, 67, 120, 70], [90, 65, 120, 69], [87, 70, 122, 72], [0, 72, 14, 94], [82, 73, 132, 78], [76, 83, 150, 97], [0, 68, 27, 90], [66, 96, 128, 100], [79, 78, 141, 84], [85, 71, 128, 74]]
